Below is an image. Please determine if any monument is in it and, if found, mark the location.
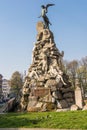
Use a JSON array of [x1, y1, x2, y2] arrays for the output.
[[20, 4, 75, 112]]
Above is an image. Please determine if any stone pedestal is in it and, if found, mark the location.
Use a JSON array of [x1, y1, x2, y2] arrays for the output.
[[20, 21, 75, 111], [75, 79, 83, 109], [36, 21, 45, 32]]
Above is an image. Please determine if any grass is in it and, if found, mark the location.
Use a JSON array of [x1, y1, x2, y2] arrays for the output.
[[0, 110, 87, 128]]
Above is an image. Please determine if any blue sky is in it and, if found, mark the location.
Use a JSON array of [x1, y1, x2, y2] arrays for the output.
[[0, 0, 87, 79]]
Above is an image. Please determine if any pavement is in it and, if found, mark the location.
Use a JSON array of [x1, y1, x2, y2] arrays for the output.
[[0, 129, 62, 130]]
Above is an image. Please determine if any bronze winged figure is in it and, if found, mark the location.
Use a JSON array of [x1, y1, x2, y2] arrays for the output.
[[38, 4, 55, 29]]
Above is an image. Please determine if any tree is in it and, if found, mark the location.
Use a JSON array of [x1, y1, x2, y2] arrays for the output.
[[62, 60, 69, 74], [10, 71, 23, 98], [78, 56, 87, 96], [63, 56, 87, 97], [65, 60, 79, 87]]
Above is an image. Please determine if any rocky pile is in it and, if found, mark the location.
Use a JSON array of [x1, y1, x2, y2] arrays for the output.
[[20, 21, 75, 112]]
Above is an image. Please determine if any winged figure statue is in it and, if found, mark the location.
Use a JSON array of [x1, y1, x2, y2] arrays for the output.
[[38, 4, 55, 29]]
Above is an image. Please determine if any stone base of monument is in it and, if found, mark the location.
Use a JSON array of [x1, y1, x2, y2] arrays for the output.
[[26, 87, 74, 112], [82, 104, 87, 110], [70, 104, 79, 111], [56, 108, 70, 112], [20, 21, 75, 112]]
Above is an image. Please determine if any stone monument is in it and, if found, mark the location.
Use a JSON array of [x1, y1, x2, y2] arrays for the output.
[[20, 21, 75, 112], [75, 79, 83, 109]]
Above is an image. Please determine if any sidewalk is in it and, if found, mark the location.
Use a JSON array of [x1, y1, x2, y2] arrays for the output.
[[0, 129, 61, 130]]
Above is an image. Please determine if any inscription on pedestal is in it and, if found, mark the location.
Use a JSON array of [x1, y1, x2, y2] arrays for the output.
[[33, 88, 50, 97]]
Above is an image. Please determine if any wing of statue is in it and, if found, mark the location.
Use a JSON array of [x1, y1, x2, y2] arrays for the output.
[[46, 4, 55, 10]]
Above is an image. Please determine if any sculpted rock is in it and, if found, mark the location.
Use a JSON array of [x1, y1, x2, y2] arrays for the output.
[[45, 79, 58, 88], [70, 104, 79, 111], [36, 21, 45, 32], [82, 104, 87, 110], [52, 91, 62, 100], [20, 22, 75, 111]]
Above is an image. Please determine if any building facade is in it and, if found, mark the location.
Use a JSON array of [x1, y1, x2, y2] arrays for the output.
[[2, 79, 10, 98], [0, 74, 3, 99]]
